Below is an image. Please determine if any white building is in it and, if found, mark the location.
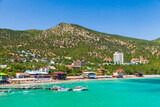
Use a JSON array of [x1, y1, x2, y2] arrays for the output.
[[131, 58, 140, 64], [39, 66, 49, 73], [48, 66, 56, 70], [0, 65, 7, 68], [113, 52, 124, 64], [50, 60, 55, 64]]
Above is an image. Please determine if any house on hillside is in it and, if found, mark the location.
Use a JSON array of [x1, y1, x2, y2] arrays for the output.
[[72, 60, 87, 67], [41, 58, 47, 62], [39, 66, 49, 73], [0, 65, 7, 68], [140, 59, 149, 64], [48, 66, 56, 70], [65, 57, 72, 60], [10, 59, 20, 63], [103, 57, 112, 63], [131, 58, 140, 64], [32, 58, 39, 62], [66, 65, 81, 69], [50, 60, 55, 64]]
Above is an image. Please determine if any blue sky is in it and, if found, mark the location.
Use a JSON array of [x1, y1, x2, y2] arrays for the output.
[[0, 0, 160, 40]]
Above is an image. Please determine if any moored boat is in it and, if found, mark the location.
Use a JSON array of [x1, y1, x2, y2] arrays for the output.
[[57, 88, 70, 91], [72, 86, 88, 91]]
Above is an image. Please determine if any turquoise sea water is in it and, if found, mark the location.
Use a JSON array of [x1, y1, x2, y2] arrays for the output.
[[1, 78, 160, 107]]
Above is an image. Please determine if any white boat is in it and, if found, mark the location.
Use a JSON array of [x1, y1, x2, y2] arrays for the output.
[[72, 88, 83, 91], [57, 88, 70, 91], [72, 86, 88, 91]]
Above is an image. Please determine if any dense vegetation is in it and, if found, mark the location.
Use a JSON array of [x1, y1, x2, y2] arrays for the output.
[[0, 23, 160, 77]]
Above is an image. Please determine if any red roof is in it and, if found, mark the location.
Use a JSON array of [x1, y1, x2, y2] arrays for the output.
[[103, 57, 112, 62], [53, 71, 66, 74], [16, 73, 29, 76], [115, 69, 123, 72], [66, 65, 81, 69], [131, 58, 139, 61]]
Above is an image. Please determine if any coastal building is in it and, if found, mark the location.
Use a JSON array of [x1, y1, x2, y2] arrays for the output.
[[82, 72, 97, 79], [25, 70, 50, 78], [66, 65, 81, 69], [113, 69, 123, 78], [32, 58, 39, 62], [53, 71, 66, 80], [0, 73, 7, 81], [0, 73, 9, 84], [131, 58, 149, 64], [50, 60, 55, 64], [39, 66, 49, 73], [135, 72, 143, 77], [16, 73, 30, 78], [113, 52, 124, 64], [72, 61, 87, 67], [123, 63, 132, 65], [25, 70, 48, 75], [99, 68, 105, 74], [10, 59, 20, 63], [103, 57, 112, 62], [41, 58, 47, 62], [140, 59, 149, 64], [48, 66, 56, 70], [131, 58, 140, 64], [0, 65, 7, 68], [65, 57, 72, 60]]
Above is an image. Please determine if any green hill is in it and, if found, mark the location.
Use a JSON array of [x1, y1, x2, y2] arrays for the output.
[[0, 23, 160, 63], [155, 38, 160, 43]]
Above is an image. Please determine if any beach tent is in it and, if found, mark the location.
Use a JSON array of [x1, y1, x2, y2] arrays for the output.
[[0, 73, 7, 80]]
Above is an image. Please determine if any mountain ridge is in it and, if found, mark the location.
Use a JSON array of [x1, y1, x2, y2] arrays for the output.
[[0, 23, 159, 41], [0, 23, 160, 62]]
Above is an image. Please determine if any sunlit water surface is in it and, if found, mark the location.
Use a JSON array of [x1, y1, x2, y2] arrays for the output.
[[1, 78, 160, 107]]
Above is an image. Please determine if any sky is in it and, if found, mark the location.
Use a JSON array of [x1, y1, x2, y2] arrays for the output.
[[0, 0, 160, 40]]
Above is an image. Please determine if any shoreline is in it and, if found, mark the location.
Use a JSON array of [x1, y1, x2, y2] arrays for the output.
[[1, 75, 160, 87]]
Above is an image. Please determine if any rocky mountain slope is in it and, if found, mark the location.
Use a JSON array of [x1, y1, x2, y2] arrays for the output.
[[0, 23, 160, 62]]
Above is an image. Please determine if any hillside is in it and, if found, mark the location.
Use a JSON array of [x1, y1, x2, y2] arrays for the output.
[[155, 38, 160, 43], [0, 23, 160, 62]]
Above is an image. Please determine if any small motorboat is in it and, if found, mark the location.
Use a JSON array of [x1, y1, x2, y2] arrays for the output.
[[57, 88, 70, 91], [57, 85, 71, 91], [72, 86, 88, 91]]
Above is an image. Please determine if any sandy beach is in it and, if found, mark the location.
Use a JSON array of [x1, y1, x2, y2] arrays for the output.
[[1, 75, 160, 87]]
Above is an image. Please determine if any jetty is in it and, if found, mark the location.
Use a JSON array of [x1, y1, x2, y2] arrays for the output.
[[0, 86, 88, 91], [0, 87, 64, 90], [0, 90, 11, 93]]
